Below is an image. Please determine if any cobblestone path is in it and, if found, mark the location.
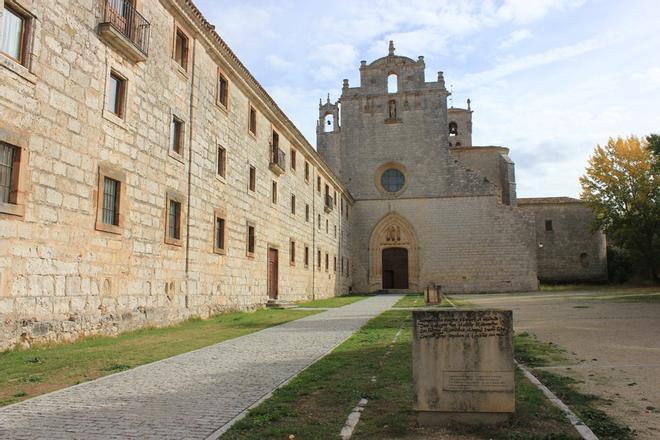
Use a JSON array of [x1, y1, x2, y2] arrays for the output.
[[0, 294, 401, 439]]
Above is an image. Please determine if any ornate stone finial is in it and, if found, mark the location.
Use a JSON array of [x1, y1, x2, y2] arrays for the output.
[[360, 60, 367, 68], [319, 98, 322, 106], [437, 71, 445, 88], [326, 93, 330, 104], [467, 98, 471, 111], [418, 55, 424, 63], [342, 79, 349, 89], [388, 40, 395, 56]]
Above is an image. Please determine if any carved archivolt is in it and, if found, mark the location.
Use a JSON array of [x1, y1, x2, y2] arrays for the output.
[[368, 212, 419, 289]]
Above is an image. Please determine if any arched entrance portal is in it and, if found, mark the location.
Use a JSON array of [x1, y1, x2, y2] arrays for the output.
[[368, 212, 419, 291], [382, 247, 409, 289]]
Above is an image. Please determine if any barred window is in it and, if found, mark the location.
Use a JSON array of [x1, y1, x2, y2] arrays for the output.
[[0, 142, 19, 204], [247, 224, 255, 255], [101, 177, 120, 226], [168, 199, 181, 240]]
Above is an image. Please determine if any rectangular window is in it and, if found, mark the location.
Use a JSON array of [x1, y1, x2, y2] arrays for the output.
[[291, 194, 296, 214], [217, 71, 228, 107], [217, 145, 226, 178], [248, 165, 256, 192], [272, 130, 279, 149], [290, 240, 296, 265], [171, 116, 184, 155], [304, 161, 310, 182], [545, 220, 553, 231], [290, 149, 297, 171], [326, 219, 328, 233], [174, 28, 188, 70], [334, 256, 337, 272], [318, 214, 321, 230], [305, 204, 310, 222], [107, 70, 126, 118], [0, 142, 19, 205], [317, 249, 321, 269], [304, 246, 309, 267], [248, 105, 257, 135], [272, 181, 277, 204], [1, 5, 27, 65], [101, 177, 120, 226], [341, 257, 344, 274], [334, 190, 337, 206], [168, 199, 181, 241], [317, 176, 321, 193], [247, 223, 255, 256], [213, 211, 225, 254], [325, 253, 329, 272], [334, 225, 337, 238]]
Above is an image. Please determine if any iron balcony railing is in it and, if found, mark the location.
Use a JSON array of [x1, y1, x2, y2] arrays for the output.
[[270, 144, 286, 174], [102, 0, 150, 56]]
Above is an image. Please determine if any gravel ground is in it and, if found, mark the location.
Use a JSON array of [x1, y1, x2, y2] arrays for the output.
[[455, 290, 660, 440]]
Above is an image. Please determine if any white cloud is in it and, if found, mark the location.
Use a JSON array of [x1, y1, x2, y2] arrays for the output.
[[494, 0, 587, 24], [499, 29, 532, 49], [459, 36, 607, 88], [267, 54, 294, 71]]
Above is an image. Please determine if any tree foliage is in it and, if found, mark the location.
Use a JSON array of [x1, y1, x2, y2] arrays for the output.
[[580, 136, 659, 281]]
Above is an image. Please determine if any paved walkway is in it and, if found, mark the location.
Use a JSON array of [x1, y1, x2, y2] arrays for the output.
[[0, 295, 402, 439]]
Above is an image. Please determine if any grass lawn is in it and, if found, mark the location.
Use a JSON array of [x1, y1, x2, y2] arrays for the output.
[[223, 310, 580, 439], [393, 293, 471, 308], [0, 308, 318, 407], [515, 332, 635, 439], [296, 294, 372, 308]]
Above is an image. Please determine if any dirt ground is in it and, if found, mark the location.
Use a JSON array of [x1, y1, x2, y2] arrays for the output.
[[455, 290, 660, 440]]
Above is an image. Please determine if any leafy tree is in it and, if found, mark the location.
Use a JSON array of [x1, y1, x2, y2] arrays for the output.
[[648, 134, 660, 172], [580, 136, 659, 281]]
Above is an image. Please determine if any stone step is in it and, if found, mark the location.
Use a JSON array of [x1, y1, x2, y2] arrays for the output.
[[265, 299, 297, 309]]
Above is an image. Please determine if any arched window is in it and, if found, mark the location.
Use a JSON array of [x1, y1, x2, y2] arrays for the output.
[[387, 73, 398, 94], [448, 121, 458, 136], [324, 114, 334, 132]]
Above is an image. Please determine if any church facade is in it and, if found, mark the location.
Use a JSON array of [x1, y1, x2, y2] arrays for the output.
[[0, 1, 605, 349]]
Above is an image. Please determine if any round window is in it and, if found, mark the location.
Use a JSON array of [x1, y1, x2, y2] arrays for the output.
[[380, 169, 405, 193]]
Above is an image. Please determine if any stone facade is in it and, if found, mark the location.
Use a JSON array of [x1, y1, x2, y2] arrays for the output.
[[0, 0, 351, 349], [0, 3, 607, 349], [318, 42, 538, 294], [518, 198, 607, 282]]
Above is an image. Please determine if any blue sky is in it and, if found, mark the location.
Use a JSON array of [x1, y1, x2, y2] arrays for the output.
[[194, 0, 660, 198]]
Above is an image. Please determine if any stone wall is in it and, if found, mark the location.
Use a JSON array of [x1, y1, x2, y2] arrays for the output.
[[0, 0, 351, 349], [450, 147, 518, 205], [351, 196, 539, 294], [518, 198, 607, 282]]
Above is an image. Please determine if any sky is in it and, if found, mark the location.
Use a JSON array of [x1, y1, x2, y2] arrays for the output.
[[194, 0, 660, 198]]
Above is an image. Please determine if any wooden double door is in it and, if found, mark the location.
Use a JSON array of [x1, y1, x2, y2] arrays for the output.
[[382, 247, 409, 289]]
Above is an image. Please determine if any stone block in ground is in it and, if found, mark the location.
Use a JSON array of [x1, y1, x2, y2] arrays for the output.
[[412, 308, 514, 425]]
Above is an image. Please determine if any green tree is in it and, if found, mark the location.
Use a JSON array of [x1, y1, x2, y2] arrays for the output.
[[647, 134, 660, 172], [580, 136, 659, 281]]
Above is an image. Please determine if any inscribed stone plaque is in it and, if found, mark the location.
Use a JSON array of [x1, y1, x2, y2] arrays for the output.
[[412, 309, 514, 425]]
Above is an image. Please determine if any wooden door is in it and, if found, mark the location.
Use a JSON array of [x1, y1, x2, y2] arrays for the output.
[[382, 247, 409, 289], [268, 248, 278, 299]]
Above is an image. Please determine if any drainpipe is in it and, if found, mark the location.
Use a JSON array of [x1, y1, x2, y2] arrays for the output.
[[184, 38, 197, 277], [311, 166, 316, 300]]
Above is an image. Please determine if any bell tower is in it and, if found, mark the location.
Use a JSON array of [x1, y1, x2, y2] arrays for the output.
[[317, 94, 342, 177]]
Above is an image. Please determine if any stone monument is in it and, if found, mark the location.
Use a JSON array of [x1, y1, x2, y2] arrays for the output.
[[412, 309, 514, 425]]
